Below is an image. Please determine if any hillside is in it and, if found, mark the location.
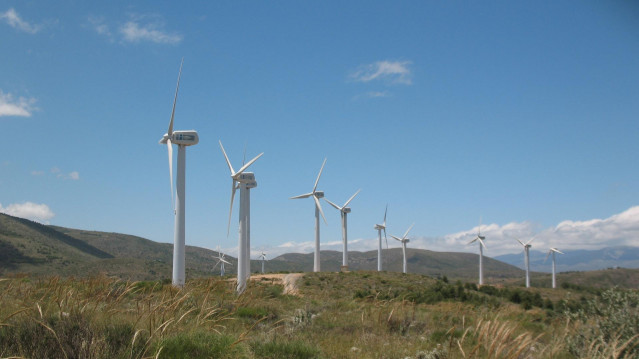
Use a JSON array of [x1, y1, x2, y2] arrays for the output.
[[269, 248, 523, 283], [3, 213, 636, 289]]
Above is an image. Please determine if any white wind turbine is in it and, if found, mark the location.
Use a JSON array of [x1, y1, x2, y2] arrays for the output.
[[212, 247, 231, 277], [516, 238, 535, 288], [468, 218, 487, 285], [325, 189, 361, 271], [290, 158, 328, 272], [159, 59, 199, 287], [374, 205, 388, 271], [219, 141, 263, 294], [259, 252, 267, 274], [546, 247, 564, 289], [391, 224, 414, 274]]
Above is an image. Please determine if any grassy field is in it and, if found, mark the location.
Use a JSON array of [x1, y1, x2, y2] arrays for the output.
[[1, 271, 637, 358]]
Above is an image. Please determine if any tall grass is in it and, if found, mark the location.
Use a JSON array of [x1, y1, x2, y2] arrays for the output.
[[0, 272, 636, 358]]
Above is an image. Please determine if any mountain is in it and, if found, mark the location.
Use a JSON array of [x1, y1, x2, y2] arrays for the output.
[[0, 213, 526, 282], [494, 246, 639, 273], [269, 249, 522, 282]]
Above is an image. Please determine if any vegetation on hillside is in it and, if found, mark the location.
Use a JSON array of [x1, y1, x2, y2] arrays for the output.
[[1, 271, 637, 358]]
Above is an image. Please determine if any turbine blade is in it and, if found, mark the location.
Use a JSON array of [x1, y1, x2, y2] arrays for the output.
[[324, 198, 341, 211], [227, 180, 237, 237], [219, 140, 236, 175], [242, 141, 247, 165], [383, 204, 387, 227], [526, 237, 536, 245], [313, 195, 327, 224], [290, 192, 313, 199], [313, 158, 327, 193], [556, 249, 564, 254], [236, 152, 264, 175], [220, 258, 231, 265], [403, 223, 415, 239], [516, 238, 525, 246], [545, 250, 551, 262], [167, 139, 174, 210], [343, 189, 361, 208], [168, 58, 183, 136], [391, 235, 402, 242], [478, 238, 487, 248], [468, 237, 478, 245], [384, 228, 388, 249]]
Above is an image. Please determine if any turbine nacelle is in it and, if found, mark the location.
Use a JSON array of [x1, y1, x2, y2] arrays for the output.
[[314, 191, 324, 199], [237, 172, 256, 184], [159, 130, 199, 146], [342, 207, 351, 214]]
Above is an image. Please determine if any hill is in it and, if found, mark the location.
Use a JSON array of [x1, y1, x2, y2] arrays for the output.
[[269, 248, 523, 283], [2, 213, 636, 289]]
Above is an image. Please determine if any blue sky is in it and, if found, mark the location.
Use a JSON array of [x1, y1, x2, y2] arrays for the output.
[[1, 1, 638, 259]]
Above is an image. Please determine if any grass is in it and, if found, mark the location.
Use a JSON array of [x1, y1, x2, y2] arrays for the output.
[[0, 271, 637, 358]]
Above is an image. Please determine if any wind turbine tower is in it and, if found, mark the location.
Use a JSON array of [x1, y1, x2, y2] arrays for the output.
[[290, 158, 328, 272], [391, 224, 414, 274], [259, 252, 267, 274], [159, 59, 199, 287], [546, 247, 564, 289], [219, 141, 263, 294], [517, 238, 535, 288], [325, 189, 360, 271], [374, 205, 388, 271], [213, 247, 231, 277], [468, 219, 487, 285]]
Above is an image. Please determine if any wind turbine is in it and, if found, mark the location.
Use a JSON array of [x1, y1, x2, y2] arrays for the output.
[[374, 205, 388, 271], [159, 58, 199, 287], [468, 218, 487, 285], [391, 224, 414, 274], [259, 252, 267, 274], [325, 189, 361, 271], [212, 247, 231, 277], [290, 158, 328, 272], [219, 141, 263, 294], [546, 247, 564, 289], [516, 238, 535, 288]]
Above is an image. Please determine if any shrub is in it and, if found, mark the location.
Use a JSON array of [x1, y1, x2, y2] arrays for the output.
[[155, 331, 248, 359], [250, 339, 321, 359], [235, 306, 268, 319]]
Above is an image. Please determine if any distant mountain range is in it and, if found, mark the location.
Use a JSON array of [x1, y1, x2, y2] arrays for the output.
[[495, 246, 639, 272]]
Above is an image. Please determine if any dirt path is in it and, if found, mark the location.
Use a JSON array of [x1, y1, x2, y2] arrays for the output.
[[249, 273, 304, 296]]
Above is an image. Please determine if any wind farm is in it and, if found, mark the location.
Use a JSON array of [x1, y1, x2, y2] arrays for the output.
[[2, 2, 639, 358]]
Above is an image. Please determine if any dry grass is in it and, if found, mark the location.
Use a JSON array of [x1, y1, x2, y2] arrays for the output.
[[0, 272, 636, 358]]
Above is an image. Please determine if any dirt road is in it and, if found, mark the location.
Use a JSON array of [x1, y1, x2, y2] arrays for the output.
[[249, 273, 304, 296]]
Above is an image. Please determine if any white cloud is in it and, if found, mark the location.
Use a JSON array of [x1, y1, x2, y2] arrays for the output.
[[119, 19, 182, 44], [366, 91, 390, 98], [0, 202, 55, 223], [0, 8, 41, 34], [351, 60, 413, 85], [0, 90, 37, 117], [50, 167, 80, 180], [261, 206, 639, 259], [30, 170, 44, 176], [88, 15, 112, 40]]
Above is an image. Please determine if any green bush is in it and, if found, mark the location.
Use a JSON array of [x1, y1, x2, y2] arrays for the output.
[[236, 306, 268, 319], [250, 339, 321, 359], [156, 331, 248, 359]]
